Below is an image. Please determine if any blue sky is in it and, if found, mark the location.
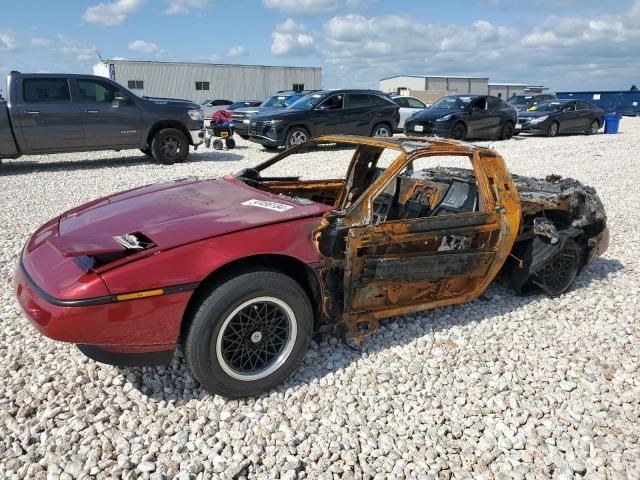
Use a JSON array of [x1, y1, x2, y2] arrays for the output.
[[1, 0, 638, 93]]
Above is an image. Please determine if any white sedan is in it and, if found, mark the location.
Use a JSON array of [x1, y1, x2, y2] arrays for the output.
[[391, 95, 428, 130]]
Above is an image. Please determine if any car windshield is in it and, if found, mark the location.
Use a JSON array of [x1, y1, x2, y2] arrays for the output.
[[431, 96, 474, 110], [200, 99, 212, 105], [288, 93, 327, 110], [532, 101, 565, 112], [508, 96, 533, 106], [262, 95, 292, 108], [284, 94, 306, 106]]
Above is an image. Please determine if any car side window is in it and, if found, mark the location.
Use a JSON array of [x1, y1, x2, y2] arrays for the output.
[[346, 94, 371, 108], [472, 97, 488, 111], [407, 97, 426, 109], [23, 78, 71, 103], [77, 79, 119, 103], [563, 103, 576, 112], [394, 97, 409, 108], [576, 101, 591, 110], [487, 97, 502, 110], [319, 94, 344, 111], [369, 154, 480, 224]]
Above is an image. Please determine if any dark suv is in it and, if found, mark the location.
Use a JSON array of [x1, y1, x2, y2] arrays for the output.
[[248, 90, 400, 149], [232, 90, 318, 139]]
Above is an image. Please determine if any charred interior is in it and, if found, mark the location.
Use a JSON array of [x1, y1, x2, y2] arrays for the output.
[[235, 136, 608, 341]]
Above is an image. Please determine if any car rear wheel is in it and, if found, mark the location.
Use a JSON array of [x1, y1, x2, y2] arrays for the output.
[[371, 123, 392, 137], [184, 270, 312, 398], [546, 121, 560, 138], [151, 128, 189, 165], [285, 127, 310, 148], [587, 119, 599, 135], [450, 122, 467, 141], [500, 121, 515, 140], [532, 238, 582, 296]]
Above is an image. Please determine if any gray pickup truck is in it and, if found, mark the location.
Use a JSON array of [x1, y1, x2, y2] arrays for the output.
[[0, 72, 205, 165]]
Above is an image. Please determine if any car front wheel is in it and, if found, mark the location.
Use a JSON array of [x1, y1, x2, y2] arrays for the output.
[[546, 121, 560, 138], [184, 270, 312, 398], [151, 128, 189, 164], [285, 127, 309, 148]]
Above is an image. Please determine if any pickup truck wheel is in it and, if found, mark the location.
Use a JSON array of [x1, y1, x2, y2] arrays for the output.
[[151, 128, 189, 165], [533, 238, 582, 297], [184, 270, 312, 398]]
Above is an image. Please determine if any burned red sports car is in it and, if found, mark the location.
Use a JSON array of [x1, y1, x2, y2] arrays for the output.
[[15, 136, 608, 397]]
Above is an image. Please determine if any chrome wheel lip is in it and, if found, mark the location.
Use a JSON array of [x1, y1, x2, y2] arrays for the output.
[[160, 136, 181, 157], [216, 296, 297, 382]]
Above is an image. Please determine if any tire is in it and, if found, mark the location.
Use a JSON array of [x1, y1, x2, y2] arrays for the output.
[[546, 121, 559, 138], [240, 134, 250, 140], [587, 119, 599, 135], [285, 127, 310, 148], [225, 138, 236, 149], [212, 139, 224, 150], [140, 147, 151, 156], [450, 122, 467, 141], [500, 121, 515, 140], [184, 270, 313, 398], [151, 128, 189, 165], [371, 123, 392, 137], [533, 238, 582, 297]]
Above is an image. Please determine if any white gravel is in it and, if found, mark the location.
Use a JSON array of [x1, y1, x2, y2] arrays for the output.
[[1, 120, 639, 479]]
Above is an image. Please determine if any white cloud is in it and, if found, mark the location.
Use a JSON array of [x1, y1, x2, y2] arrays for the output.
[[82, 0, 143, 27], [31, 37, 52, 47], [225, 46, 247, 57], [165, 0, 211, 15], [263, 0, 338, 14], [128, 39, 160, 54], [0, 34, 16, 50], [271, 19, 316, 56]]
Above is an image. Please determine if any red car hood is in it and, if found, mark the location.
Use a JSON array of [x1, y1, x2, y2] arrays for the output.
[[58, 176, 333, 251]]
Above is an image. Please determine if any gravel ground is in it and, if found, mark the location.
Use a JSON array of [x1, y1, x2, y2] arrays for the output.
[[1, 120, 639, 480]]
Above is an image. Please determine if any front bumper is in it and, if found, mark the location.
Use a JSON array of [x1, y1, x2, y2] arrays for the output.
[[248, 122, 285, 147], [404, 120, 452, 137], [189, 128, 205, 146], [14, 260, 190, 356], [516, 119, 548, 134]]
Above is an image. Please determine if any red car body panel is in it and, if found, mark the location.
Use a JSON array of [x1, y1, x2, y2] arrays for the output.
[[16, 175, 332, 354]]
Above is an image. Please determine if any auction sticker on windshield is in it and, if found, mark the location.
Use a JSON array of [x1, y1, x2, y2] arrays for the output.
[[241, 199, 293, 212]]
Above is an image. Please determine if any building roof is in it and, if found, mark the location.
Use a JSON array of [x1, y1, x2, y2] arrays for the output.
[[380, 74, 489, 81], [98, 59, 321, 70]]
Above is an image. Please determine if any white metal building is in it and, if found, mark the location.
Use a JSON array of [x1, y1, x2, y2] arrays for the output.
[[380, 75, 490, 95], [93, 60, 322, 103], [488, 83, 547, 99]]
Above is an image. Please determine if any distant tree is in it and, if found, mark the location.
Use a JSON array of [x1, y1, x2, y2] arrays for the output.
[[631, 84, 638, 91]]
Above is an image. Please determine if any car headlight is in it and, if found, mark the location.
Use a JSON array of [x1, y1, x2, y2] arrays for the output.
[[188, 109, 204, 121], [269, 119, 284, 125], [436, 114, 454, 122], [530, 115, 549, 124]]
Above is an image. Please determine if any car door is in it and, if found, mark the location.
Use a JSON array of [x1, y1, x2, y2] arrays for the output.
[[314, 94, 345, 136], [396, 97, 426, 128], [485, 96, 506, 137], [75, 78, 141, 148], [338, 147, 521, 340], [467, 97, 494, 138], [576, 101, 594, 130], [345, 94, 378, 135], [16, 76, 84, 151], [559, 101, 579, 132]]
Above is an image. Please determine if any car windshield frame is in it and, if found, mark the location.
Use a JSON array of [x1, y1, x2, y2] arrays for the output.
[[200, 99, 212, 106], [531, 100, 567, 112], [508, 96, 534, 106], [287, 93, 328, 111], [430, 95, 476, 110]]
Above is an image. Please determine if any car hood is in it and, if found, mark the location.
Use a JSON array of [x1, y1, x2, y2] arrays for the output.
[[518, 109, 556, 119], [57, 177, 333, 255], [409, 109, 463, 121], [251, 109, 306, 122], [233, 106, 281, 116]]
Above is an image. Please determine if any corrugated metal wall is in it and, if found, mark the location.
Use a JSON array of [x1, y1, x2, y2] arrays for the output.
[[94, 61, 322, 103], [380, 76, 490, 95]]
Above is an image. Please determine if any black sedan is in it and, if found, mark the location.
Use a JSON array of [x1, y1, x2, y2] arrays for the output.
[[404, 95, 517, 141], [517, 100, 604, 137]]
